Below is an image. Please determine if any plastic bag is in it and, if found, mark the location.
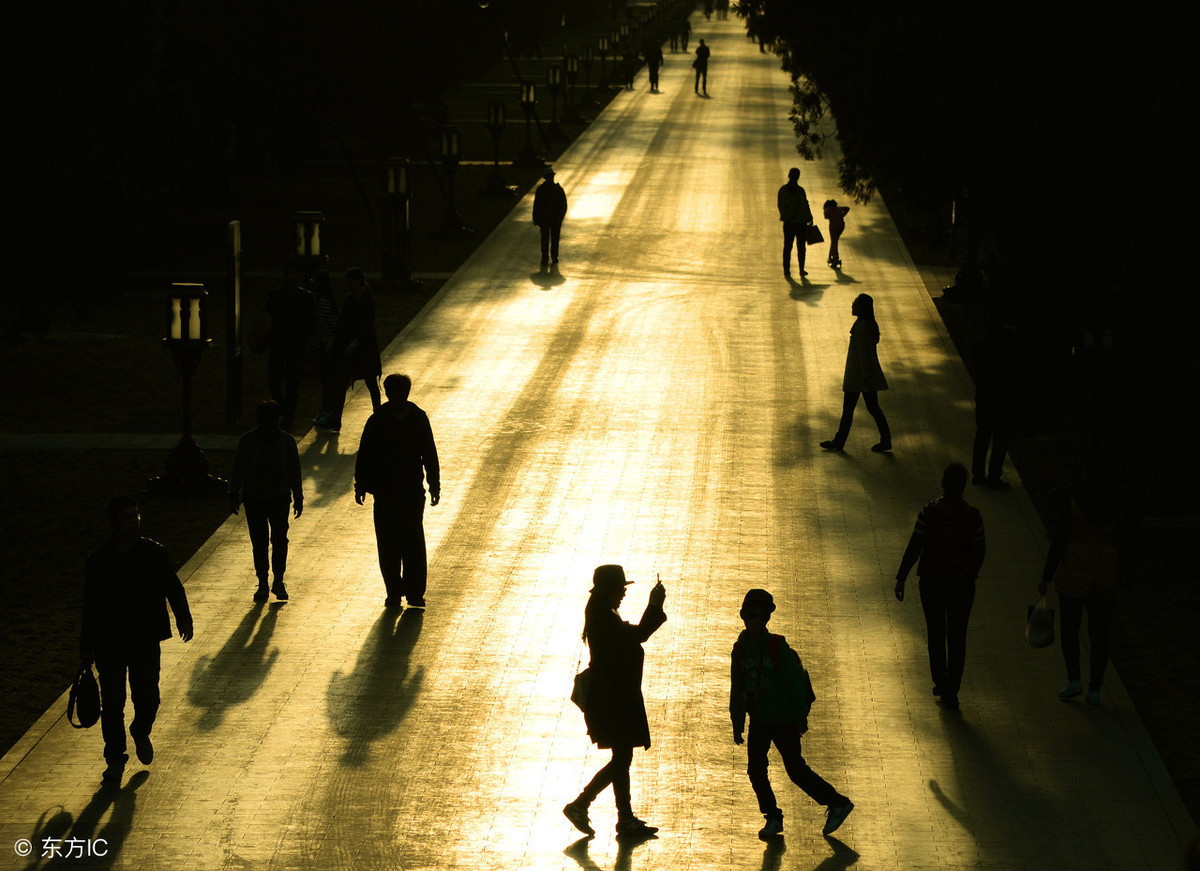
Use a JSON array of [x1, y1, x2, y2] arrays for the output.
[[1025, 595, 1056, 649]]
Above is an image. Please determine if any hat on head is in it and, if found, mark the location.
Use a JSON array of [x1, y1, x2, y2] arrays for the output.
[[591, 564, 632, 591], [740, 588, 776, 616], [543, 167, 555, 179]]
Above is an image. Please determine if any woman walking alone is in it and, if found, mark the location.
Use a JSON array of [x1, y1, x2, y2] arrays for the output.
[[820, 293, 892, 452], [564, 565, 667, 840]]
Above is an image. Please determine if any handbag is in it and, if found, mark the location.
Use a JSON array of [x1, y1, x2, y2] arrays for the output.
[[570, 667, 590, 711], [805, 224, 824, 245], [68, 664, 101, 729], [1025, 595, 1056, 649]]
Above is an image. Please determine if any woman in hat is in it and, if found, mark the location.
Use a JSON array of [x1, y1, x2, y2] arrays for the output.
[[564, 565, 667, 839]]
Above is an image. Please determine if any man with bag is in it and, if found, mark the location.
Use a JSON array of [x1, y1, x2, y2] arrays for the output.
[[777, 168, 814, 278], [80, 497, 194, 785]]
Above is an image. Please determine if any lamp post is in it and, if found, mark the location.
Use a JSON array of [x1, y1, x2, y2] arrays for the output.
[[547, 64, 565, 138], [149, 283, 227, 495], [564, 54, 585, 123], [581, 46, 596, 107], [515, 80, 544, 168], [598, 35, 610, 90], [439, 126, 472, 236], [482, 100, 518, 197], [384, 157, 422, 290], [293, 211, 327, 286]]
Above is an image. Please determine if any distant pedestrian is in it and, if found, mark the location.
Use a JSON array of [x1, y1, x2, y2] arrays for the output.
[[533, 168, 568, 266], [1039, 459, 1122, 705], [265, 260, 314, 432], [680, 17, 692, 51], [823, 199, 850, 268], [704, 0, 713, 20], [643, 42, 664, 92], [354, 374, 440, 609], [80, 497, 194, 785], [693, 39, 710, 95], [820, 294, 893, 452], [718, 0, 730, 20], [564, 566, 667, 841], [778, 168, 813, 278], [894, 463, 986, 711], [320, 267, 382, 432], [668, 18, 681, 53], [622, 46, 636, 90], [311, 270, 340, 427], [969, 308, 1017, 489], [229, 400, 303, 603], [731, 589, 854, 838]]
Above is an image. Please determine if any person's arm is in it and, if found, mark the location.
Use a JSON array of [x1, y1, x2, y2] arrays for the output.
[[421, 416, 440, 505], [229, 436, 246, 514], [159, 549, 193, 642], [730, 646, 746, 743], [633, 582, 667, 641], [287, 438, 304, 517], [895, 509, 927, 600], [354, 418, 374, 504]]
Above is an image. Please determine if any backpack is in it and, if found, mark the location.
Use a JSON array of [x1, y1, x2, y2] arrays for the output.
[[733, 634, 816, 722]]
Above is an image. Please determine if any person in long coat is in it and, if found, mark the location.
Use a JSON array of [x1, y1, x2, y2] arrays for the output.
[[821, 293, 893, 452], [320, 267, 382, 432], [563, 565, 666, 840]]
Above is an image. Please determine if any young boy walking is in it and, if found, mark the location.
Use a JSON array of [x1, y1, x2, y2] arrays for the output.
[[730, 589, 854, 838]]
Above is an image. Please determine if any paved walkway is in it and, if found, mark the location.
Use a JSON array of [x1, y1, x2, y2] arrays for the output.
[[1, 16, 1193, 871]]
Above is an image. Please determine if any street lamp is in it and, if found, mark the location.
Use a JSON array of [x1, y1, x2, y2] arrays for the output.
[[384, 157, 421, 290], [598, 35, 610, 90], [581, 46, 596, 107], [515, 80, 544, 168], [439, 126, 472, 236], [149, 283, 226, 494], [565, 54, 585, 123], [547, 64, 565, 137], [482, 100, 518, 197]]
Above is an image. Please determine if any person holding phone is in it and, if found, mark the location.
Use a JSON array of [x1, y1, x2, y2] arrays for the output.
[[564, 566, 667, 840]]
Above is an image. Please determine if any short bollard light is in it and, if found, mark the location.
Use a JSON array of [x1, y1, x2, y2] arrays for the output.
[[439, 126, 472, 236], [384, 157, 421, 290], [516, 80, 544, 168]]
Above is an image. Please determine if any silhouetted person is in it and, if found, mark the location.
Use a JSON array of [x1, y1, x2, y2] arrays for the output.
[[823, 199, 850, 268], [321, 267, 382, 432], [680, 17, 691, 51], [1039, 459, 1122, 705], [668, 18, 681, 53], [311, 270, 340, 427], [693, 39, 710, 94], [778, 168, 813, 277], [80, 497, 193, 785], [970, 317, 1017, 488], [643, 42, 663, 92], [820, 294, 893, 452], [265, 260, 314, 431], [533, 168, 568, 265], [731, 589, 854, 838], [718, 0, 730, 20], [564, 566, 666, 840], [355, 374, 440, 609], [894, 464, 986, 711], [229, 400, 303, 602], [622, 46, 636, 90]]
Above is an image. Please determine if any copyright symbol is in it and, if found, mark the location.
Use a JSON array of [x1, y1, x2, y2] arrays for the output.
[[14, 839, 33, 857]]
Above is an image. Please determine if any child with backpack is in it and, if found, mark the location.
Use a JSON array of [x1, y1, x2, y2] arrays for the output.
[[730, 589, 854, 837], [823, 199, 851, 268]]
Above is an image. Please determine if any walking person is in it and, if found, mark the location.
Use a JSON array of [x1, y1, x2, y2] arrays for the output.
[[693, 39, 710, 95], [731, 589, 854, 838], [533, 168, 568, 266], [264, 260, 314, 432], [894, 464, 986, 711], [823, 199, 850, 268], [80, 497, 194, 785], [643, 41, 664, 93], [778, 168, 813, 278], [354, 374, 440, 609], [321, 267, 382, 433], [311, 270, 340, 428], [820, 294, 893, 452], [680, 17, 691, 51], [970, 313, 1017, 489], [564, 566, 667, 840], [1038, 459, 1122, 705], [229, 399, 304, 602]]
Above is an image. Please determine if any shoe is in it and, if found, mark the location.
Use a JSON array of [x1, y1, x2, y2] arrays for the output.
[[940, 693, 960, 710], [563, 801, 594, 836], [253, 583, 269, 602], [101, 756, 127, 785], [406, 597, 426, 609], [800, 269, 808, 276], [783, 270, 791, 278], [870, 442, 892, 453], [272, 581, 289, 601], [822, 801, 854, 835], [1058, 680, 1083, 699], [133, 732, 154, 765], [819, 440, 844, 452], [759, 816, 784, 837], [384, 598, 401, 609], [932, 685, 942, 696], [615, 817, 658, 838], [1086, 689, 1102, 706]]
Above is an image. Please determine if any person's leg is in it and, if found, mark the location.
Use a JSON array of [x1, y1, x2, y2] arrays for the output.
[[832, 391, 859, 446], [364, 376, 382, 412], [829, 226, 842, 263], [746, 718, 781, 820], [701, 68, 707, 93], [694, 67, 700, 93], [1058, 593, 1084, 683], [242, 497, 270, 584], [127, 643, 162, 745], [796, 224, 807, 273], [94, 652, 129, 764], [1085, 593, 1116, 691], [944, 579, 976, 695], [773, 723, 847, 806], [267, 498, 291, 583], [539, 225, 551, 263], [919, 578, 949, 692], [988, 412, 1011, 483], [782, 225, 797, 275], [862, 390, 891, 446], [550, 223, 562, 262], [609, 745, 635, 820], [397, 499, 429, 603], [373, 500, 405, 603], [281, 352, 301, 430]]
